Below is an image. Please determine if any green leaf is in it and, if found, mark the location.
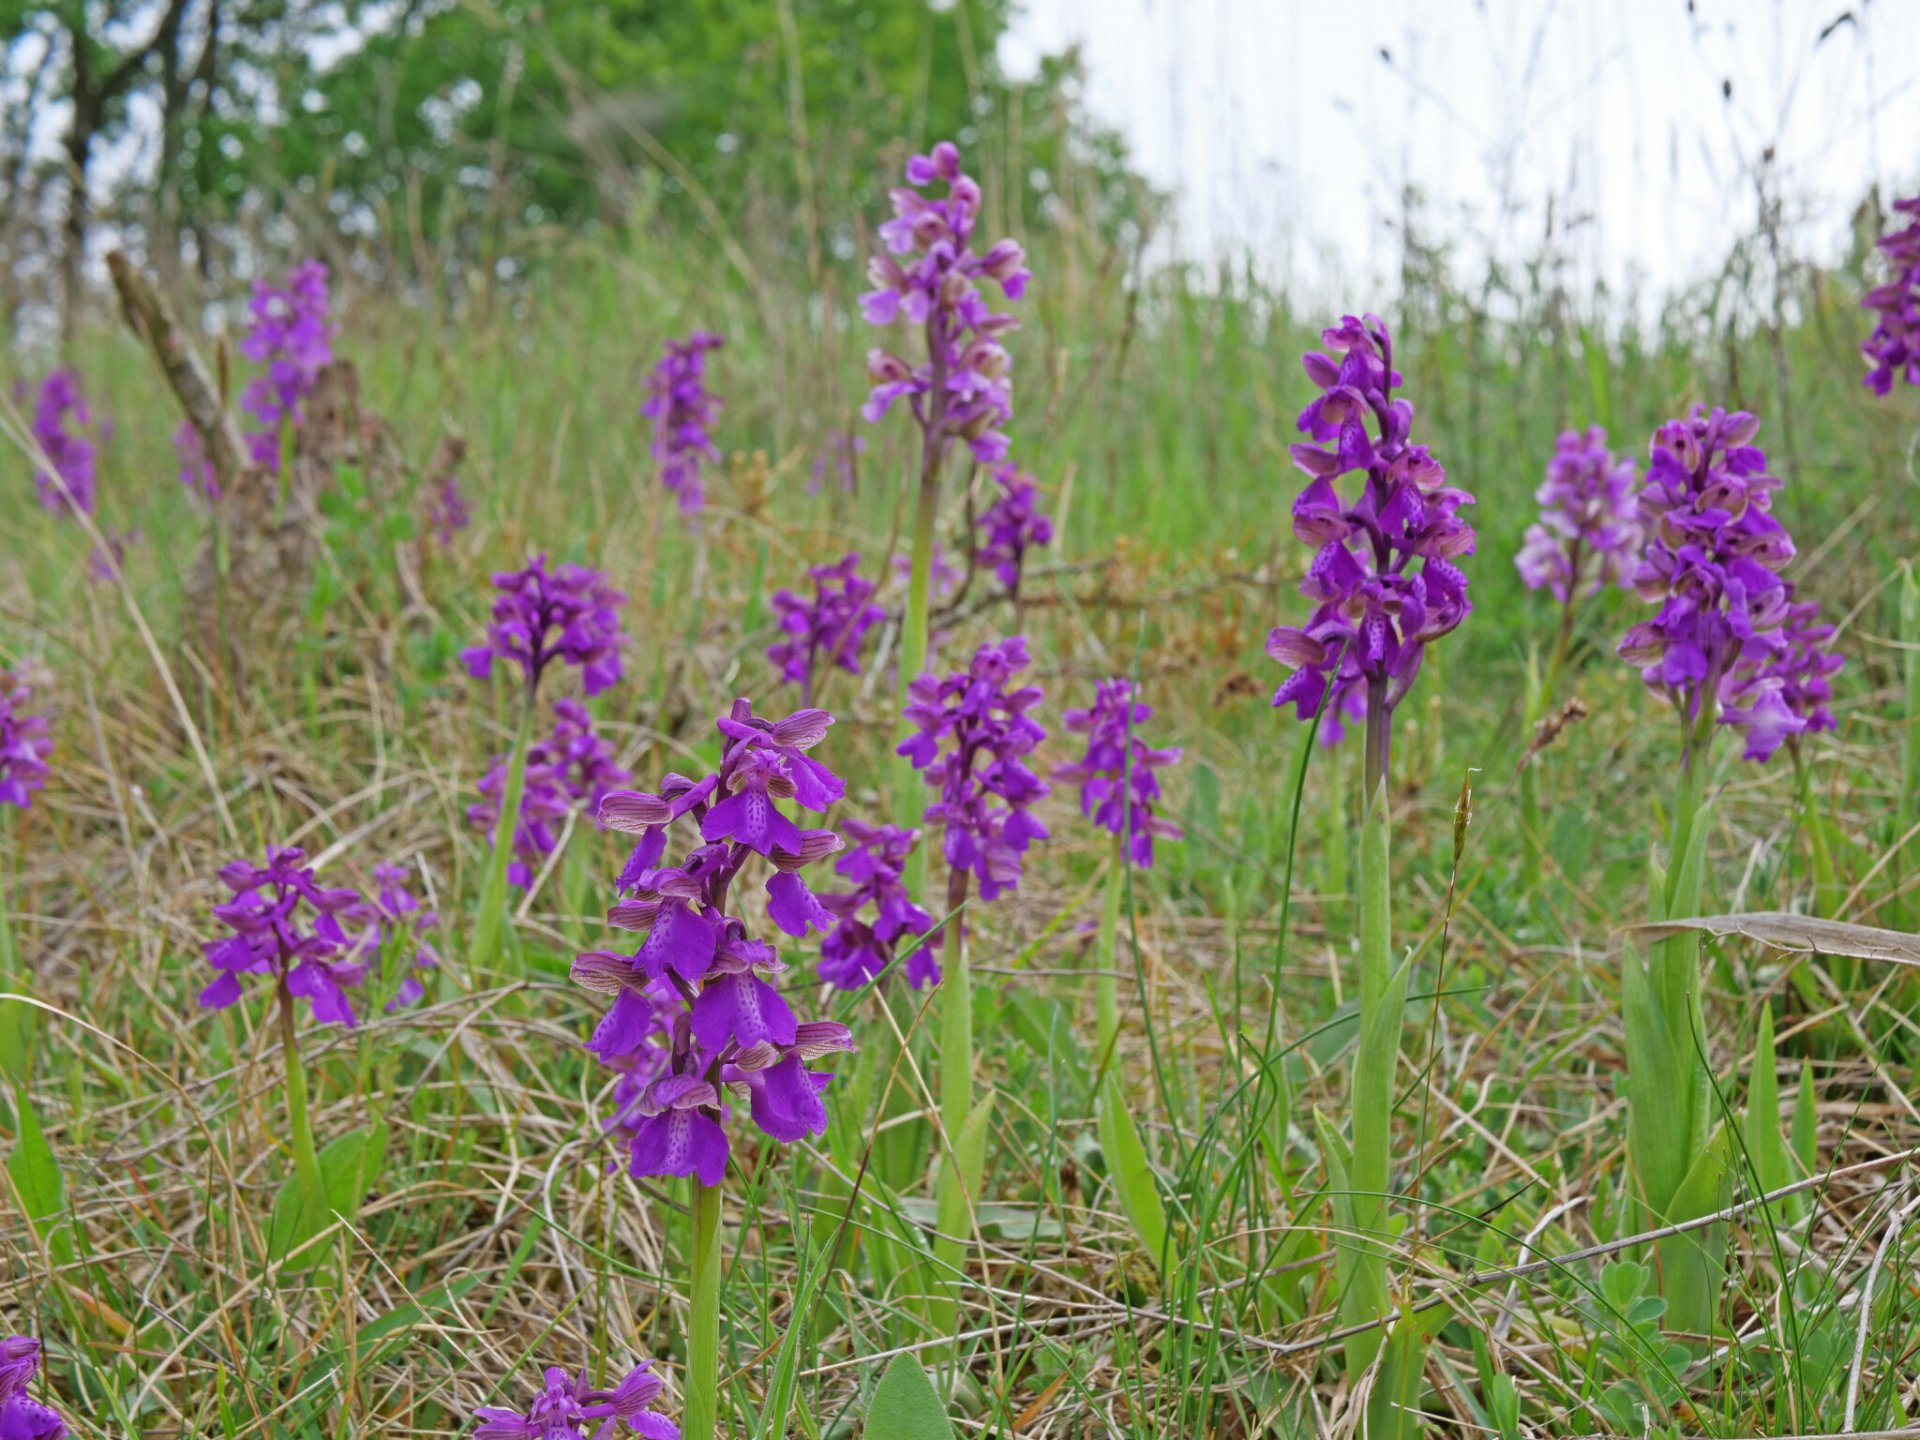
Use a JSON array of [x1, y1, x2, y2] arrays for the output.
[[1097, 1072, 1169, 1266], [269, 1124, 382, 1270], [1744, 1007, 1791, 1196], [1791, 1061, 1818, 1178], [1656, 1131, 1731, 1336], [6, 1087, 73, 1266], [1366, 1300, 1444, 1440], [865, 1354, 955, 1440]]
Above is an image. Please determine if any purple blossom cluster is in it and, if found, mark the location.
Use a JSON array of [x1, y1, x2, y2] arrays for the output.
[[899, 636, 1049, 903], [0, 1336, 66, 1439], [575, 702, 854, 1186], [239, 260, 334, 468], [1862, 195, 1920, 395], [345, 863, 441, 1011], [1716, 585, 1845, 760], [975, 465, 1053, 594], [1617, 406, 1811, 762], [817, 818, 937, 990], [0, 675, 53, 812], [767, 553, 886, 704], [1515, 426, 1641, 603], [470, 698, 631, 888], [27, 369, 102, 518], [428, 476, 472, 548], [1054, 679, 1183, 869], [1266, 315, 1475, 740], [173, 421, 220, 505], [642, 332, 724, 513], [461, 556, 626, 699], [198, 847, 367, 1027], [861, 140, 1028, 464], [473, 1358, 677, 1440]]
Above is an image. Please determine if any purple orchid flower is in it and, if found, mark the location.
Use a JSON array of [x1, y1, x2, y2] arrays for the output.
[[461, 555, 626, 700], [472, 1357, 678, 1440], [767, 553, 886, 706], [469, 698, 630, 889], [1515, 426, 1641, 604], [239, 259, 334, 469], [975, 464, 1053, 596], [0, 1337, 66, 1439], [0, 675, 53, 812], [642, 332, 724, 514], [197, 847, 367, 1027], [817, 818, 938, 990], [26, 369, 102, 518], [1054, 678, 1183, 869], [1863, 194, 1920, 395]]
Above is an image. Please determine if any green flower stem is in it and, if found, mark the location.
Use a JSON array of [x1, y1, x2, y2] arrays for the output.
[[1093, 837, 1125, 1062], [469, 702, 535, 981], [278, 983, 325, 1206], [937, 864, 973, 1147], [894, 461, 941, 905], [684, 1177, 725, 1440]]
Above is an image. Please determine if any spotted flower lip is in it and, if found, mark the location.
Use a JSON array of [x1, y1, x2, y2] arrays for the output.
[[1862, 194, 1920, 395], [1055, 678, 1183, 869], [578, 699, 852, 1185], [239, 259, 334, 468], [642, 331, 724, 513], [1515, 426, 1642, 604], [1266, 314, 1474, 730], [898, 636, 1050, 905], [0, 1334, 66, 1439], [471, 1356, 679, 1440], [460, 555, 626, 698], [1616, 404, 1822, 763], [198, 847, 367, 1027], [0, 675, 53, 812], [861, 140, 1026, 465]]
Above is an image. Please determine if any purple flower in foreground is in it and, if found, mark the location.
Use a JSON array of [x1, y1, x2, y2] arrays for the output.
[[1515, 426, 1641, 603], [198, 847, 366, 1027], [642, 332, 724, 514], [0, 676, 53, 811], [472, 1358, 678, 1440], [173, 422, 220, 505], [862, 140, 1027, 465], [1054, 678, 1183, 869], [428, 476, 472, 548], [899, 636, 1049, 904], [239, 260, 334, 468], [345, 863, 440, 1010], [975, 464, 1053, 595], [768, 554, 886, 705], [1266, 315, 1474, 775], [1617, 405, 1805, 763], [470, 699, 629, 888], [461, 555, 626, 699], [818, 819, 937, 990], [0, 1336, 65, 1440], [1862, 195, 1920, 395], [576, 701, 853, 1185], [1737, 586, 1844, 757], [27, 369, 101, 518]]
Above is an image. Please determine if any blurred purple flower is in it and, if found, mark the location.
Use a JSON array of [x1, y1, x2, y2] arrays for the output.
[[345, 862, 440, 1010], [470, 698, 629, 889], [1266, 315, 1474, 780], [198, 847, 367, 1027], [239, 260, 334, 469], [461, 555, 626, 699], [861, 140, 1026, 465], [428, 475, 472, 548], [817, 818, 937, 990], [577, 701, 854, 1185], [1616, 406, 1806, 763], [768, 553, 886, 705], [975, 465, 1053, 595], [0, 1336, 65, 1440], [0, 676, 53, 812], [86, 527, 139, 586], [173, 421, 220, 505], [1514, 426, 1641, 603], [642, 331, 724, 514], [1863, 194, 1920, 395], [809, 430, 864, 494], [898, 635, 1049, 903], [27, 369, 101, 517], [471, 1358, 678, 1440], [1054, 678, 1183, 868]]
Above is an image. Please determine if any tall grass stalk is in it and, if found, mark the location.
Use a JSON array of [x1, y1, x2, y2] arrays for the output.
[[468, 704, 533, 980]]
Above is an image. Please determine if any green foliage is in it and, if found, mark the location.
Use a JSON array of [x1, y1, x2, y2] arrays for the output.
[[865, 1353, 955, 1440]]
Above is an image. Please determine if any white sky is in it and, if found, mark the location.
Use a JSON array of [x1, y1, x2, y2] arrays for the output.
[[1001, 0, 1920, 307]]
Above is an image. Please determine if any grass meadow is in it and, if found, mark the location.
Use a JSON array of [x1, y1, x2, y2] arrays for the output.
[[3, 152, 1920, 1438]]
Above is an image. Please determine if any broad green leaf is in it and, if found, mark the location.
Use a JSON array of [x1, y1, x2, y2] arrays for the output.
[[1791, 1061, 1818, 1177], [6, 1087, 73, 1266], [1097, 1073, 1168, 1266], [1656, 1131, 1730, 1337], [1744, 1007, 1791, 1196], [269, 1124, 382, 1271], [866, 1353, 955, 1440], [1367, 1300, 1444, 1440]]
